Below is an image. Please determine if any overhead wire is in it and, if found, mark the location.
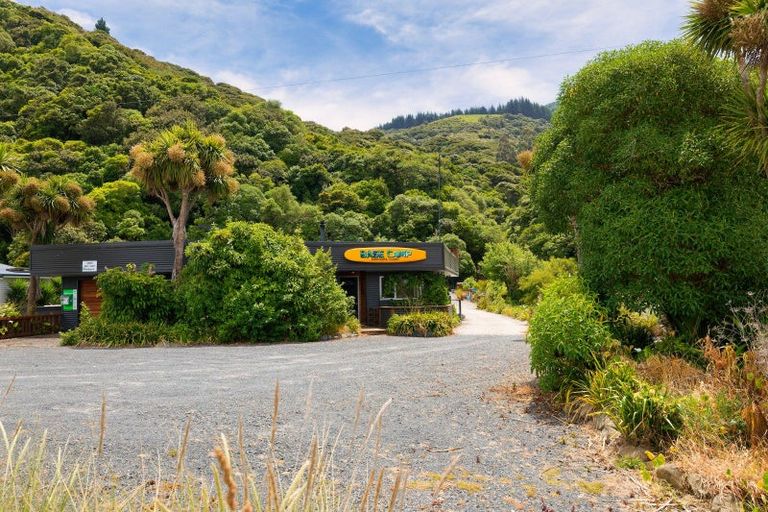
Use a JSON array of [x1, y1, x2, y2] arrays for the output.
[[256, 45, 626, 90]]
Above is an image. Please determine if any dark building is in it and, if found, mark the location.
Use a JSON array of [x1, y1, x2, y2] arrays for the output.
[[30, 240, 458, 330]]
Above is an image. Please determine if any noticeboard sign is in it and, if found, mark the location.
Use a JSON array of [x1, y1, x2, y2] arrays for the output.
[[61, 289, 77, 312], [81, 260, 97, 273], [343, 247, 427, 264]]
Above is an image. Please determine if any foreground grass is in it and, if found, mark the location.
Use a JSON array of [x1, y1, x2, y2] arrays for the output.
[[0, 384, 421, 512]]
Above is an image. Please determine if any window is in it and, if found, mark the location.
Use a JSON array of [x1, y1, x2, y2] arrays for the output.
[[380, 275, 423, 301]]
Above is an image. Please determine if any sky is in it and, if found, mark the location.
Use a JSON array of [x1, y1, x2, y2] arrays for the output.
[[20, 0, 689, 130]]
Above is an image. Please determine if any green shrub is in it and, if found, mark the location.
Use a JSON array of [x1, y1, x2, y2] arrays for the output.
[[0, 302, 20, 317], [6, 279, 26, 309], [532, 41, 768, 338], [519, 257, 578, 305], [96, 264, 178, 323], [527, 276, 612, 393], [387, 311, 460, 337], [7, 277, 62, 309], [479, 242, 538, 300], [679, 391, 747, 443], [39, 277, 61, 305], [61, 308, 199, 348], [612, 305, 663, 351], [500, 304, 534, 321], [582, 361, 684, 447], [179, 222, 350, 342], [475, 280, 508, 312]]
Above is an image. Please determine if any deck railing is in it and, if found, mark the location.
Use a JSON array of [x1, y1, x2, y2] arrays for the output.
[[0, 313, 62, 339]]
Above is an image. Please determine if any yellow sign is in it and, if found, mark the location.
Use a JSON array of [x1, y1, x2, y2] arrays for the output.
[[344, 247, 427, 264]]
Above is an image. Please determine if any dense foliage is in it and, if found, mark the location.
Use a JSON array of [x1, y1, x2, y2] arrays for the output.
[[380, 98, 552, 130], [179, 222, 351, 342], [387, 311, 460, 337], [527, 277, 612, 393], [95, 264, 178, 323], [532, 41, 768, 336]]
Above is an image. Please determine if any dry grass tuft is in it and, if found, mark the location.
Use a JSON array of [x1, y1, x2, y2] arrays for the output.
[[0, 380, 413, 511], [634, 355, 705, 394], [674, 438, 768, 501]]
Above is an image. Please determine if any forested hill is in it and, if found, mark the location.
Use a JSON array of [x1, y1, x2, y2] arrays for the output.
[[0, 0, 564, 275], [379, 98, 552, 130]]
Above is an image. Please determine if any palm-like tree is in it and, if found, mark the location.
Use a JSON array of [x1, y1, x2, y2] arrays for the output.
[[130, 123, 238, 279], [0, 174, 95, 314], [685, 0, 768, 166], [0, 144, 20, 173]]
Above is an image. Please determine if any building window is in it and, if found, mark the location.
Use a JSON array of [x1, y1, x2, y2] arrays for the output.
[[380, 275, 423, 301]]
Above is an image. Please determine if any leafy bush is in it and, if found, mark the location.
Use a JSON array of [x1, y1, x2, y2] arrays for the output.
[[582, 361, 684, 447], [475, 280, 508, 312], [6, 279, 26, 309], [0, 302, 20, 317], [6, 277, 61, 310], [519, 257, 577, 305], [527, 276, 612, 393], [532, 41, 768, 338], [387, 311, 460, 337], [179, 222, 350, 342], [612, 305, 663, 351], [61, 308, 198, 348], [479, 241, 538, 300], [39, 277, 62, 305], [96, 264, 178, 323]]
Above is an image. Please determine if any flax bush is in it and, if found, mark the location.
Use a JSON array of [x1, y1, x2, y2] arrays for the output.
[[387, 311, 460, 337], [581, 360, 683, 447]]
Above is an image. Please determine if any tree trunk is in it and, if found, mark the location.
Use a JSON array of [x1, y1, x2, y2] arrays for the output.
[[26, 275, 39, 316], [170, 191, 193, 280]]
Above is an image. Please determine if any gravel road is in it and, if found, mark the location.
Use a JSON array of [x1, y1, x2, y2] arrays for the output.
[[0, 302, 637, 511]]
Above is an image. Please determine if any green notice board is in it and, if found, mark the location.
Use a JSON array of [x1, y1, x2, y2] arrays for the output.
[[61, 289, 77, 312]]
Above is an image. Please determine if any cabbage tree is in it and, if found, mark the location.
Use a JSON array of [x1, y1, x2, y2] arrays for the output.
[[129, 123, 238, 279]]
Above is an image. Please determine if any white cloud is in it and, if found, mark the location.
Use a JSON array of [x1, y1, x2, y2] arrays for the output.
[[56, 8, 97, 30]]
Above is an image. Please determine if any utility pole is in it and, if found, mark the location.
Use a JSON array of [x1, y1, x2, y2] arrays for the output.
[[436, 153, 442, 236]]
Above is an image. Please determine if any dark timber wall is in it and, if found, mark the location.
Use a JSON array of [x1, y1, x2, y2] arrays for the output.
[[31, 240, 175, 278]]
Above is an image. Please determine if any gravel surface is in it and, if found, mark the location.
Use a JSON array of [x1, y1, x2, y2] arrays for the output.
[[0, 302, 638, 511]]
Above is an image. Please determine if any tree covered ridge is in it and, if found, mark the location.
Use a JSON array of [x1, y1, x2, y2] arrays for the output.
[[379, 97, 552, 130], [0, 0, 559, 275]]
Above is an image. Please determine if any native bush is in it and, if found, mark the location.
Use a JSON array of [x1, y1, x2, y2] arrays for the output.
[[60, 307, 197, 348], [519, 257, 577, 305], [532, 41, 768, 337], [179, 222, 351, 342], [387, 311, 460, 337], [581, 360, 684, 447], [479, 241, 538, 300], [527, 276, 612, 393], [96, 264, 178, 323]]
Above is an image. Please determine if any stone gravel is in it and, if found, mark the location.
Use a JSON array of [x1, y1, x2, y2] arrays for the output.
[[0, 302, 639, 511]]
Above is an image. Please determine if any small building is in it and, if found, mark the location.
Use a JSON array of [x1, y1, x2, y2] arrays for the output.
[[30, 240, 459, 330]]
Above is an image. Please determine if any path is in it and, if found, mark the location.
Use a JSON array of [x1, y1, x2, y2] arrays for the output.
[[0, 305, 637, 511]]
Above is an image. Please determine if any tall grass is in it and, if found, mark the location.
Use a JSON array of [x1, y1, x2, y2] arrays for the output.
[[0, 383, 415, 511]]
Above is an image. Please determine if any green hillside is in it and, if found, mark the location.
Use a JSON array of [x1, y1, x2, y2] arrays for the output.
[[0, 0, 555, 273], [384, 114, 549, 165]]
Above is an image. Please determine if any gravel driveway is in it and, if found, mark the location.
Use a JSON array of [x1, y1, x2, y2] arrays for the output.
[[0, 302, 637, 511]]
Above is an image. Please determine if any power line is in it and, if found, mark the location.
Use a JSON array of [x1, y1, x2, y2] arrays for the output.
[[257, 45, 624, 90]]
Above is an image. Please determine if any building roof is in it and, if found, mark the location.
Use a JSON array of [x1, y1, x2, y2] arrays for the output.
[[0, 263, 30, 278], [30, 240, 460, 278]]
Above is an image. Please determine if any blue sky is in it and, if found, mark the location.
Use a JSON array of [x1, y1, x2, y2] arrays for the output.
[[20, 0, 689, 130]]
